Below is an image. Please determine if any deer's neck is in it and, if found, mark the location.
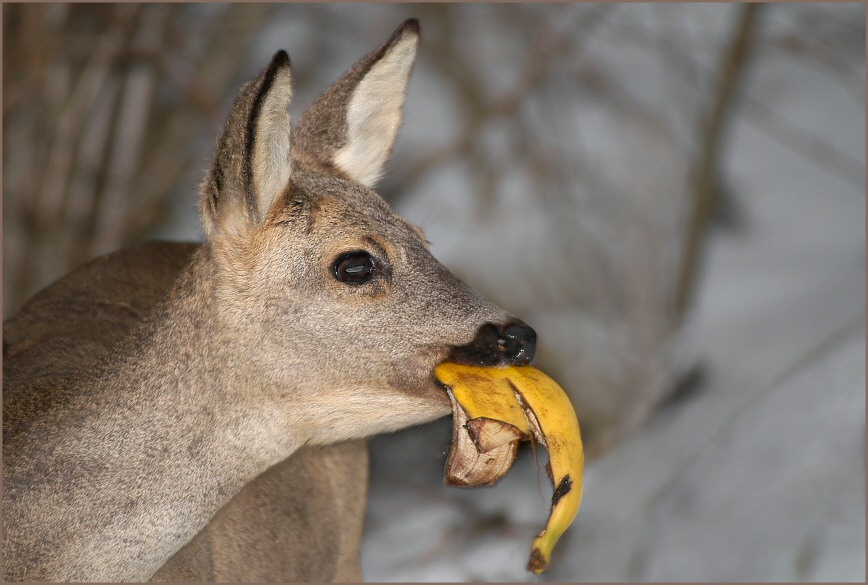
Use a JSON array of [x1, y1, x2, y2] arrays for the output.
[[3, 249, 305, 581]]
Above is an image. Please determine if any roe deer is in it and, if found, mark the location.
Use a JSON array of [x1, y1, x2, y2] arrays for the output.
[[3, 20, 538, 581]]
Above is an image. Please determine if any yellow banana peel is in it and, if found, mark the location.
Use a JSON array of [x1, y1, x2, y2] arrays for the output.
[[435, 363, 584, 574]]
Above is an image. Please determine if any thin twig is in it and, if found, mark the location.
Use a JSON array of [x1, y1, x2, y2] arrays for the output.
[[675, 4, 762, 320]]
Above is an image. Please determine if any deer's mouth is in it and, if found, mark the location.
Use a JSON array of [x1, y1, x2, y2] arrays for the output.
[[425, 320, 539, 485]]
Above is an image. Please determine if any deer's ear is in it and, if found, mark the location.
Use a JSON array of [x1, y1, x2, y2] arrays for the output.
[[201, 51, 293, 240], [291, 19, 419, 188]]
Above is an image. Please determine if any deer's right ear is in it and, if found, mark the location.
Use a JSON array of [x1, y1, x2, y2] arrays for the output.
[[290, 19, 419, 188], [201, 51, 293, 241]]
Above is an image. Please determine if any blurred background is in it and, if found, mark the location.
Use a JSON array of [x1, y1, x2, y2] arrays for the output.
[[3, 3, 864, 581]]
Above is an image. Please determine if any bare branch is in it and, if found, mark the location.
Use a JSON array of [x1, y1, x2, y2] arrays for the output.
[[675, 4, 763, 320]]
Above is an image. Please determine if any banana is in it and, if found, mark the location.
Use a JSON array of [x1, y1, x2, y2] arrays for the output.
[[443, 389, 523, 487], [435, 363, 584, 574]]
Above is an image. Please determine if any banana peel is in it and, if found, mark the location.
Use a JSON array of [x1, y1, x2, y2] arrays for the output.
[[435, 363, 584, 574]]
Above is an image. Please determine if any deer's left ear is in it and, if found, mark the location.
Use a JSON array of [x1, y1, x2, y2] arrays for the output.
[[291, 19, 420, 187]]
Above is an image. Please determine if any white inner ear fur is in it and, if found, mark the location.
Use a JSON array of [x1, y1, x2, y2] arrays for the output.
[[334, 34, 417, 187], [252, 67, 293, 222]]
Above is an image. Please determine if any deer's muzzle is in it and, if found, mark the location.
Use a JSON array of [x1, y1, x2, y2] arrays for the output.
[[447, 321, 537, 367]]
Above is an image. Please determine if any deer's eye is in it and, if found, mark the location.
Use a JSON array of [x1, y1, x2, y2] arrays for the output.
[[333, 251, 377, 284]]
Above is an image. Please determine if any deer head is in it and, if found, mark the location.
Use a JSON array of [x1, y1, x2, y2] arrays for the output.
[[197, 19, 537, 445]]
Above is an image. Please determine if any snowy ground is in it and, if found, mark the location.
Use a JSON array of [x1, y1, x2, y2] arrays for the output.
[[359, 6, 866, 582]]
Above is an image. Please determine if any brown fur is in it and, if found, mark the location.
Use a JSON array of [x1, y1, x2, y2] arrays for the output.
[[4, 242, 367, 581], [3, 20, 518, 581]]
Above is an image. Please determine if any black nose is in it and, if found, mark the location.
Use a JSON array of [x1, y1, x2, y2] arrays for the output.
[[498, 322, 537, 365], [447, 321, 537, 367]]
